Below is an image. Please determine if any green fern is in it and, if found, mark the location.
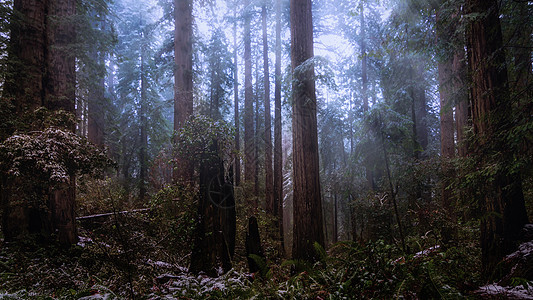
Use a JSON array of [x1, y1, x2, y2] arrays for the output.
[[281, 259, 313, 273], [313, 242, 328, 263], [249, 254, 269, 278]]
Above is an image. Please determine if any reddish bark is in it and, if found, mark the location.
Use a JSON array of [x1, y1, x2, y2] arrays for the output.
[[466, 0, 529, 278], [173, 0, 194, 183], [290, 0, 325, 261]]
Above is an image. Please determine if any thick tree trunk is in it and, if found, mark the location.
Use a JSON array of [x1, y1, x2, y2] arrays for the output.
[[438, 62, 454, 160], [4, 0, 47, 114], [436, 8, 457, 223], [290, 0, 325, 262], [173, 0, 194, 183], [45, 0, 78, 246], [466, 0, 529, 279], [2, 0, 48, 241], [273, 0, 284, 255], [243, 0, 255, 185], [189, 141, 234, 276], [262, 5, 274, 215]]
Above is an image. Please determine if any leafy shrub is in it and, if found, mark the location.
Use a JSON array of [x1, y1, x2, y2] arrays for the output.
[[148, 184, 198, 263]]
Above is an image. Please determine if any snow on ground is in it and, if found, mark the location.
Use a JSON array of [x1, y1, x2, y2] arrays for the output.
[[153, 269, 250, 297], [506, 241, 533, 261], [414, 245, 441, 259], [476, 284, 533, 299]]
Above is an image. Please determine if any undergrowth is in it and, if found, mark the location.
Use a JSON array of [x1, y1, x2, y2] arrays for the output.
[[0, 220, 482, 299]]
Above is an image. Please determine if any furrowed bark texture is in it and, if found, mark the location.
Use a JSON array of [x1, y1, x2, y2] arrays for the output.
[[262, 5, 274, 215], [46, 0, 77, 245], [273, 0, 284, 255], [173, 0, 194, 182], [466, 0, 529, 279], [290, 0, 325, 262], [243, 0, 255, 185]]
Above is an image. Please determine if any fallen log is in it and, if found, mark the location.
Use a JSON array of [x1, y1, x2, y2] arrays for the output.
[[76, 208, 151, 221], [76, 208, 151, 230]]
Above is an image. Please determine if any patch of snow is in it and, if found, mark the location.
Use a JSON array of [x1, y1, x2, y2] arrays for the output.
[[476, 284, 533, 299], [77, 236, 94, 247], [147, 259, 174, 269], [414, 245, 441, 259], [160, 269, 249, 297], [506, 241, 533, 260]]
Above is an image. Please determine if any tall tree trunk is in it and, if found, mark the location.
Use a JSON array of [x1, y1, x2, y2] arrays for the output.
[[2, 0, 47, 241], [254, 55, 260, 197], [262, 5, 274, 214], [414, 64, 428, 153], [233, 8, 241, 186], [360, 2, 374, 190], [243, 0, 255, 185], [466, 0, 529, 279], [290, 0, 325, 262], [139, 40, 147, 201], [173, 0, 194, 182], [273, 0, 284, 255], [437, 7, 457, 222], [4, 0, 46, 115], [45, 0, 77, 245], [87, 46, 105, 147], [360, 3, 368, 113]]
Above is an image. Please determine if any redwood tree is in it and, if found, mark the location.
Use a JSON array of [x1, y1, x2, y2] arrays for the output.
[[466, 0, 529, 278], [233, 6, 241, 186], [273, 0, 284, 254], [2, 0, 79, 245], [45, 0, 78, 245], [436, 4, 457, 218], [4, 0, 46, 115], [1, 0, 48, 240], [174, 0, 194, 182], [262, 4, 274, 214], [243, 0, 255, 186], [290, 0, 325, 261]]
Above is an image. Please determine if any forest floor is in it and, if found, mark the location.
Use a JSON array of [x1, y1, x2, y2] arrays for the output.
[[1, 210, 532, 299]]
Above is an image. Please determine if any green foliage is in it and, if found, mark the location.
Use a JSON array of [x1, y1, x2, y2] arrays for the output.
[[198, 27, 234, 120], [248, 254, 269, 278], [0, 127, 113, 185], [148, 184, 198, 261], [77, 177, 128, 216], [107, 0, 172, 199], [313, 242, 328, 264], [173, 115, 235, 167]]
